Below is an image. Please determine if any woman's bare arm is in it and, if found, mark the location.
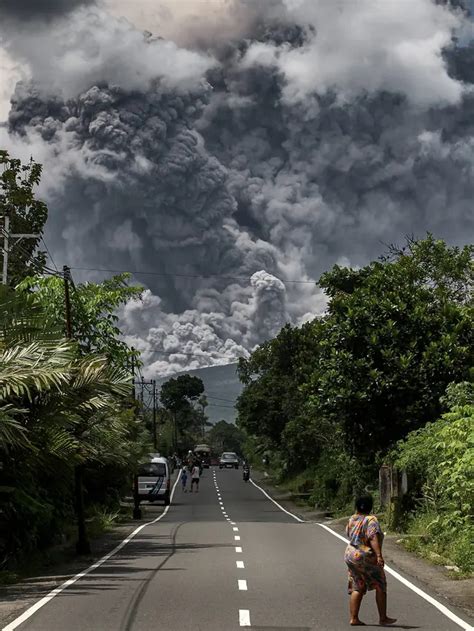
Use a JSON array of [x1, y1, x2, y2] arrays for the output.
[[370, 534, 384, 566]]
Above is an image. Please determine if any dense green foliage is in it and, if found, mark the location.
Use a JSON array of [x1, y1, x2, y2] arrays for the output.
[[237, 237, 473, 560], [160, 375, 205, 451], [391, 383, 473, 572], [207, 420, 245, 454], [17, 274, 142, 370], [0, 151, 48, 286], [0, 282, 150, 568]]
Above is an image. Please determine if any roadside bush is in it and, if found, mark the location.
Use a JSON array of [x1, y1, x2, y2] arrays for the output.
[[309, 447, 378, 513], [393, 383, 474, 573]]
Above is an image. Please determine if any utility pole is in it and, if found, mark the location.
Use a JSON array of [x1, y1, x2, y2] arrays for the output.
[[174, 411, 178, 453], [133, 378, 159, 449], [130, 347, 136, 400], [1, 215, 40, 285], [140, 376, 144, 409], [63, 265, 73, 339], [63, 265, 91, 555], [152, 379, 157, 451]]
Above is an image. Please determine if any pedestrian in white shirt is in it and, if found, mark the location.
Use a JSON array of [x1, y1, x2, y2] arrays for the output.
[[191, 463, 200, 492]]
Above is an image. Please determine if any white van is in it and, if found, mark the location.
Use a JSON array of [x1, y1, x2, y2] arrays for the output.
[[136, 455, 171, 505]]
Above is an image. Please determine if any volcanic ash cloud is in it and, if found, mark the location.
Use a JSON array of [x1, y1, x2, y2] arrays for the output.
[[1, 0, 474, 374]]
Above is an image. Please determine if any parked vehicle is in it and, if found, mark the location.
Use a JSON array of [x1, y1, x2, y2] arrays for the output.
[[136, 455, 171, 505], [219, 452, 239, 469]]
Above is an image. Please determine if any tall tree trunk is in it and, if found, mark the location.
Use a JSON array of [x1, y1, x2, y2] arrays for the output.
[[74, 464, 91, 555]]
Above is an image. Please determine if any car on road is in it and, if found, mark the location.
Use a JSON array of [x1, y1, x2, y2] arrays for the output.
[[219, 452, 239, 469], [136, 455, 171, 505]]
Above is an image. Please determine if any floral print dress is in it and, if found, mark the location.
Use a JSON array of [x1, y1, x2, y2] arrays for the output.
[[344, 514, 387, 594]]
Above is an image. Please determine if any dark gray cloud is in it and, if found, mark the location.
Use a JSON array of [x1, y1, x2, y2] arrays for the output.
[[0, 0, 94, 19], [1, 1, 474, 376]]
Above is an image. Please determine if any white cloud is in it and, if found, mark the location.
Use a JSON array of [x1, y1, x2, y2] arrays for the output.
[[2, 7, 215, 100], [0, 45, 27, 121], [242, 0, 465, 107], [102, 0, 258, 48], [118, 267, 325, 378]]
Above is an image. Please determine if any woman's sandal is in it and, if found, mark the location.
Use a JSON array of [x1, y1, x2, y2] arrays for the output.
[[379, 618, 397, 626]]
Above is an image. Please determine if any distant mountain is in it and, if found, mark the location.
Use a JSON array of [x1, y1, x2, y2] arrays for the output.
[[155, 363, 242, 424]]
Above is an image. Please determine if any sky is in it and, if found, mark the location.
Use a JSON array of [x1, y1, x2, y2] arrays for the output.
[[0, 0, 473, 412]]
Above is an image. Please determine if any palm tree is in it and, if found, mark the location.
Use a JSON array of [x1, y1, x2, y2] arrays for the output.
[[0, 287, 133, 554]]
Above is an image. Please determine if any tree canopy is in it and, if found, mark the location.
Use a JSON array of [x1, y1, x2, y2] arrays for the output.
[[0, 151, 48, 286], [207, 420, 244, 454], [237, 236, 473, 507], [17, 273, 142, 369]]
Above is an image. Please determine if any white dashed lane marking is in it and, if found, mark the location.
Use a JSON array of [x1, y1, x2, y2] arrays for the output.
[[239, 609, 251, 627], [214, 472, 252, 627]]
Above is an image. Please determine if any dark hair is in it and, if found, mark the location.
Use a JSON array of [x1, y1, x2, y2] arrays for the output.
[[355, 494, 373, 515]]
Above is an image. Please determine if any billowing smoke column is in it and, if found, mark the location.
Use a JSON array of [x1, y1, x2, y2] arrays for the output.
[[1, 0, 474, 376]]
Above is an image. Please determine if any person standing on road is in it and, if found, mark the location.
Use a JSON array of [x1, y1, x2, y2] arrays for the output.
[[190, 462, 200, 493], [344, 495, 396, 627], [187, 450, 194, 468], [180, 466, 188, 493]]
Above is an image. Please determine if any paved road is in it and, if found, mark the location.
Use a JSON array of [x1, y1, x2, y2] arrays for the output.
[[5, 468, 473, 631]]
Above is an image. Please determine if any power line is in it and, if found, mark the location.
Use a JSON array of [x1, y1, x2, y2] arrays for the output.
[[40, 236, 59, 272], [0, 227, 60, 279], [206, 395, 238, 403], [206, 403, 235, 409], [144, 348, 246, 360], [70, 266, 317, 286]]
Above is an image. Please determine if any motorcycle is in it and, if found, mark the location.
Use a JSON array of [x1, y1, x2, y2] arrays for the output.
[[242, 466, 250, 482]]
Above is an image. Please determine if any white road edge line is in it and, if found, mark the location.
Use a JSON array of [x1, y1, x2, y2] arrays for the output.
[[249, 478, 304, 522], [238, 579, 248, 591], [2, 475, 181, 631], [239, 609, 251, 627], [236, 561, 245, 569], [317, 523, 473, 631]]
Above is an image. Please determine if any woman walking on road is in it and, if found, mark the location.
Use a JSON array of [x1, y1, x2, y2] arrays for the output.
[[344, 495, 396, 627], [190, 463, 200, 493]]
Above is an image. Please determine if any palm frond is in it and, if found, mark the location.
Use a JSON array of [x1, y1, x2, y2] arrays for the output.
[[69, 356, 131, 400], [0, 405, 29, 449], [0, 340, 76, 401]]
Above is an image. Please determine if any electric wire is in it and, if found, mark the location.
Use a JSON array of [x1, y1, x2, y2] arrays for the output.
[[70, 265, 316, 286], [39, 236, 59, 272], [144, 348, 244, 360], [0, 227, 62, 278]]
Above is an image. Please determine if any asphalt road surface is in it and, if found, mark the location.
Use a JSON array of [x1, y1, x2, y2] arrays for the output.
[[5, 468, 473, 631]]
